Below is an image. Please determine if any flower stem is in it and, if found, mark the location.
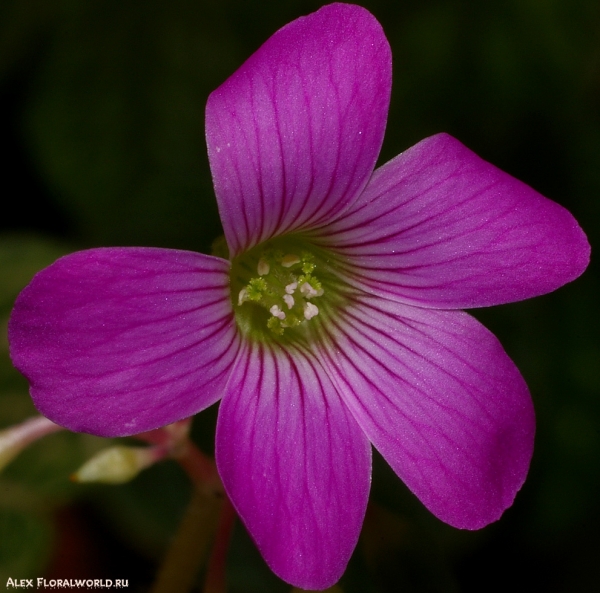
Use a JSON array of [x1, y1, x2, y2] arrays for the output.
[[0, 416, 63, 471], [176, 440, 223, 496], [135, 421, 223, 496], [203, 496, 236, 593], [150, 486, 223, 593]]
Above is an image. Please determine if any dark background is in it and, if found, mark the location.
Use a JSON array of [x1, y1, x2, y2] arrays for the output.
[[1, 1, 598, 591]]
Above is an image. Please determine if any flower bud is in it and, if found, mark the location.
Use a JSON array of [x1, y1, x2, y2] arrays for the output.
[[72, 445, 163, 484]]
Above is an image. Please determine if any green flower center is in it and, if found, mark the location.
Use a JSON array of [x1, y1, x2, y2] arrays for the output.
[[229, 236, 342, 342]]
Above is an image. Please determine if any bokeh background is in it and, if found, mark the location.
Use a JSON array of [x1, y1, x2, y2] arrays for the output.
[[1, 0, 598, 591]]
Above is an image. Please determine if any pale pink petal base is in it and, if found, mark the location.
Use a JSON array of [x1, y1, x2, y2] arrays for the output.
[[9, 248, 239, 437], [320, 133, 590, 309], [216, 340, 371, 590], [317, 296, 535, 529]]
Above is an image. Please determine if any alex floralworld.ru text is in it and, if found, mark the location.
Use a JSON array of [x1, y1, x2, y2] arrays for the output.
[[6, 578, 129, 588]]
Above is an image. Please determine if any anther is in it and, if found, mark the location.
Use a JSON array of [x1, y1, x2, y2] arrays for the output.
[[270, 305, 286, 320], [281, 254, 300, 268], [283, 294, 295, 309], [300, 282, 318, 298], [257, 258, 270, 276], [238, 288, 248, 306], [303, 302, 319, 320]]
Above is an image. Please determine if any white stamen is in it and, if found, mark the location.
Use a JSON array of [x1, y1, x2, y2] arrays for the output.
[[238, 288, 248, 306], [281, 254, 300, 268], [257, 258, 270, 276], [283, 294, 295, 309], [300, 282, 318, 298], [285, 281, 297, 294], [303, 302, 319, 320], [270, 305, 286, 320]]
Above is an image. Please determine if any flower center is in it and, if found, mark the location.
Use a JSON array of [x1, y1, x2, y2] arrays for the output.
[[229, 236, 341, 341], [236, 250, 324, 336]]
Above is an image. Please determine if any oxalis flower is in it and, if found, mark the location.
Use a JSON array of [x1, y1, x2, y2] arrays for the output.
[[8, 3, 589, 590]]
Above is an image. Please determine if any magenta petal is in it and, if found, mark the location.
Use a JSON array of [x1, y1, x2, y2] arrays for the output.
[[216, 340, 371, 589], [9, 248, 239, 437], [321, 133, 590, 308], [317, 296, 535, 529], [206, 3, 391, 256]]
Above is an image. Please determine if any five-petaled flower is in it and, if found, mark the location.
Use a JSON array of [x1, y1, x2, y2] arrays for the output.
[[8, 3, 589, 590]]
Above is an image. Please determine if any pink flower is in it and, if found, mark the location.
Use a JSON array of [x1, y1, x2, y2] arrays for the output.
[[8, 3, 589, 589]]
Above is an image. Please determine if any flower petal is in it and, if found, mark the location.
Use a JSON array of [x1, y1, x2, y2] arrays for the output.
[[206, 3, 391, 256], [9, 248, 239, 437], [320, 133, 590, 308], [316, 296, 535, 529], [216, 339, 371, 589]]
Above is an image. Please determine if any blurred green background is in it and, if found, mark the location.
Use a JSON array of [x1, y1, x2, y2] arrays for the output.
[[1, 0, 598, 591]]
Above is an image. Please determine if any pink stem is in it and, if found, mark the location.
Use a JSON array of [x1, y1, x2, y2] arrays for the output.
[[0, 416, 63, 469], [203, 496, 236, 593], [175, 441, 223, 495]]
